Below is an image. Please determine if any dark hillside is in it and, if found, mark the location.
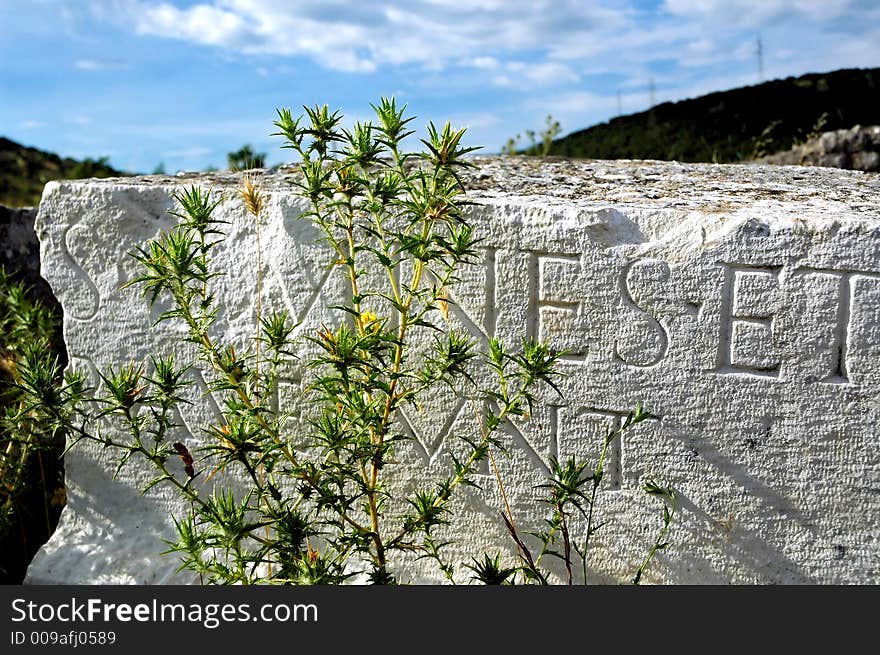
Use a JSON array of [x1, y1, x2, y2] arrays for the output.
[[551, 67, 880, 163], [0, 137, 126, 207]]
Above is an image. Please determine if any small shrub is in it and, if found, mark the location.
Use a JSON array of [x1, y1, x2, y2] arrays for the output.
[[502, 115, 561, 157], [0, 266, 66, 583], [18, 99, 672, 584], [227, 144, 267, 171]]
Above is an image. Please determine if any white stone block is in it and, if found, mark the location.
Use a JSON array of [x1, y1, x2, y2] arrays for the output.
[[26, 158, 880, 584]]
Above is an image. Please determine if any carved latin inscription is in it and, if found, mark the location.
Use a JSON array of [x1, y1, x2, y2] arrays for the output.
[[572, 407, 625, 490], [790, 267, 880, 384], [716, 264, 781, 378], [31, 164, 880, 587], [613, 259, 671, 368], [527, 251, 586, 361], [712, 263, 879, 383], [554, 406, 660, 491]]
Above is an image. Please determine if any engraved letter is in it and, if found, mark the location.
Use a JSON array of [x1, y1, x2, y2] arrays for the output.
[[791, 267, 880, 385], [716, 264, 781, 378], [484, 247, 497, 338], [527, 251, 586, 361], [613, 259, 671, 367], [555, 406, 659, 491]]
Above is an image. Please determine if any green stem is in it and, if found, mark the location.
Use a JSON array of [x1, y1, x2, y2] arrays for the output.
[[633, 494, 676, 585], [581, 429, 617, 583]]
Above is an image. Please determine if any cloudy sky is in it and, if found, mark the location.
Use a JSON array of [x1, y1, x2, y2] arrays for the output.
[[2, 0, 879, 173]]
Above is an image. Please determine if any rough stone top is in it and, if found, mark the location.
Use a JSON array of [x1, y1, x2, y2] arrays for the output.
[[50, 156, 880, 216]]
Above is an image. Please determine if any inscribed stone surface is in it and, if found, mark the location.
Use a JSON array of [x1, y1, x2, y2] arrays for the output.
[[26, 158, 880, 584]]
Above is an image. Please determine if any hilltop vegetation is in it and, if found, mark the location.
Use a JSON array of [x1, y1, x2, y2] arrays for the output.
[[4, 67, 878, 208], [0, 138, 125, 208], [0, 138, 272, 208], [550, 67, 880, 163]]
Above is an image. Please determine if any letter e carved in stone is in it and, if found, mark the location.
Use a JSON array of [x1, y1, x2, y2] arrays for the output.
[[715, 263, 782, 378]]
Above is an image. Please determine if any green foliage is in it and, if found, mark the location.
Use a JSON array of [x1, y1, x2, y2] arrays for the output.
[[502, 115, 561, 157], [805, 111, 830, 142], [753, 111, 832, 159], [67, 156, 114, 180], [750, 120, 785, 159], [16, 98, 674, 584], [494, 403, 676, 585], [227, 144, 267, 171], [0, 266, 66, 582], [632, 478, 676, 585], [466, 552, 518, 585], [0, 137, 126, 207]]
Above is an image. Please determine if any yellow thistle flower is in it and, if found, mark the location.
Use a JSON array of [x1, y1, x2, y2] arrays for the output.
[[437, 287, 450, 323], [357, 310, 381, 333]]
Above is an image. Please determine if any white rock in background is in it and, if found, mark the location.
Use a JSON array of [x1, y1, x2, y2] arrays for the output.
[[758, 124, 880, 172], [26, 158, 880, 584]]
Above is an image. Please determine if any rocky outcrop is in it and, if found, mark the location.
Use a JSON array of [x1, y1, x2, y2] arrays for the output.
[[1, 205, 38, 279], [0, 203, 64, 326], [759, 125, 880, 172]]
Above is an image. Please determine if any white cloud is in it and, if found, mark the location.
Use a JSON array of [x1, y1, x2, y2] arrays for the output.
[[448, 111, 500, 130], [109, 0, 624, 74], [83, 0, 879, 92], [483, 59, 580, 89], [662, 0, 853, 26], [134, 2, 249, 47], [161, 146, 215, 158], [493, 61, 581, 88], [20, 120, 46, 129], [129, 0, 381, 72], [469, 56, 500, 70], [83, 0, 880, 141], [74, 58, 129, 71], [526, 90, 618, 119]]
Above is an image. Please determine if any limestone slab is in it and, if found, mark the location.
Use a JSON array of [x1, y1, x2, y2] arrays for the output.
[[26, 158, 880, 584]]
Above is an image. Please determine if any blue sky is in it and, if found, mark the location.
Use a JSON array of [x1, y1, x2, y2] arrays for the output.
[[2, 0, 879, 173]]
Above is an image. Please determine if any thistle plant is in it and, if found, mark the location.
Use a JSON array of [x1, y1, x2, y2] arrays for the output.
[[0, 267, 66, 582], [483, 403, 677, 585], [14, 98, 674, 584], [501, 114, 561, 156]]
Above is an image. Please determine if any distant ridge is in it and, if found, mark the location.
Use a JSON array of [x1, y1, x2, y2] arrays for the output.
[[550, 67, 880, 163], [0, 137, 126, 208]]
